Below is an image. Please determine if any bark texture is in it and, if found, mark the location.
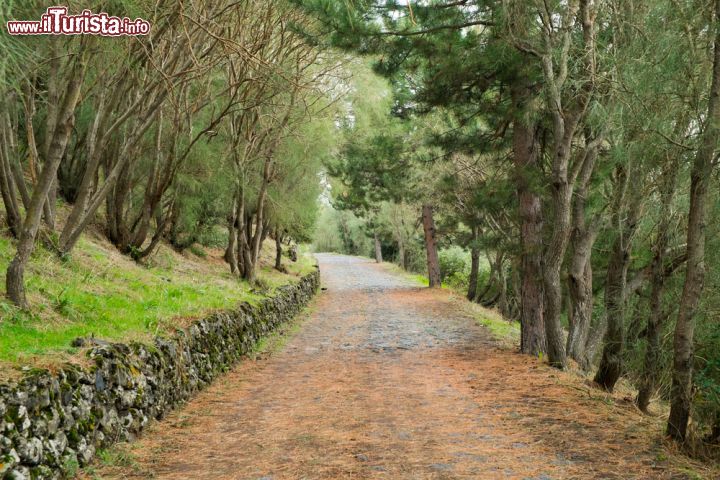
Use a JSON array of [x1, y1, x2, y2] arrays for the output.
[[6, 44, 88, 307], [667, 0, 720, 440], [636, 161, 677, 412], [566, 146, 600, 365], [512, 90, 546, 357], [467, 226, 481, 301], [422, 204, 441, 288], [594, 164, 642, 391], [374, 232, 383, 263]]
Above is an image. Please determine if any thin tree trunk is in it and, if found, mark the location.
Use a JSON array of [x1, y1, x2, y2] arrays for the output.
[[0, 116, 21, 237], [225, 193, 239, 274], [593, 238, 629, 390], [44, 182, 57, 232], [582, 314, 607, 370], [374, 232, 383, 263], [475, 251, 497, 303], [667, 0, 720, 441], [133, 202, 173, 260], [246, 177, 270, 283], [498, 256, 509, 317], [398, 213, 409, 269], [637, 162, 677, 412], [468, 225, 481, 301], [398, 239, 406, 270], [42, 40, 60, 231], [236, 194, 251, 281], [567, 255, 594, 362], [594, 164, 643, 391], [3, 107, 31, 210], [275, 229, 283, 270], [242, 218, 257, 284], [8, 153, 30, 210], [6, 44, 88, 307], [541, 138, 576, 368], [421, 204, 441, 288]]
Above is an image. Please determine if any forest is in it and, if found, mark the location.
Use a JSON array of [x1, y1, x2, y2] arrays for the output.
[[1, 0, 720, 475], [304, 0, 720, 453]]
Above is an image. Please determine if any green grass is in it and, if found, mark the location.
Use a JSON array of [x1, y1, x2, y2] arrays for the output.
[[476, 313, 521, 342], [81, 444, 146, 479], [380, 262, 429, 287], [0, 232, 316, 370]]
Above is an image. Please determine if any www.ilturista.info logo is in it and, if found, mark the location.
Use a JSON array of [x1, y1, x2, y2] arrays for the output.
[[6, 6, 150, 36]]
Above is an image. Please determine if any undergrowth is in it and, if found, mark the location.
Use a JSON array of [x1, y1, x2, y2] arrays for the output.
[[0, 231, 315, 372]]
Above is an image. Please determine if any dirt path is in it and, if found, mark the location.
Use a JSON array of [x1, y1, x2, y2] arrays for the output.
[[90, 254, 698, 479]]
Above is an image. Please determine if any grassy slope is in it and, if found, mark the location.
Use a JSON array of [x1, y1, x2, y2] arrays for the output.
[[0, 230, 315, 375]]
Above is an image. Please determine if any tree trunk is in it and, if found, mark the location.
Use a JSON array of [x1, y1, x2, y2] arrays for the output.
[[398, 239, 406, 270], [475, 251, 497, 303], [667, 0, 720, 440], [567, 256, 594, 363], [497, 256, 509, 317], [512, 85, 546, 356], [4, 106, 31, 211], [582, 313, 607, 370], [637, 163, 677, 412], [225, 192, 239, 274], [275, 229, 283, 271], [594, 164, 642, 391], [44, 182, 57, 231], [566, 146, 600, 364], [374, 231, 383, 263], [637, 310, 669, 412], [593, 238, 629, 391], [0, 120, 21, 237], [541, 158, 573, 368], [468, 226, 481, 301], [421, 204, 441, 288], [6, 44, 88, 307], [244, 154, 273, 283], [536, 0, 597, 369]]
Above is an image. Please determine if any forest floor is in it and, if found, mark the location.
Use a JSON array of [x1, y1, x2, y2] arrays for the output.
[[83, 254, 718, 480]]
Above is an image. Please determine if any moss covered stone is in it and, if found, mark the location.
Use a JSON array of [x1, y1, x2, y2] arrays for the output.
[[0, 269, 319, 479]]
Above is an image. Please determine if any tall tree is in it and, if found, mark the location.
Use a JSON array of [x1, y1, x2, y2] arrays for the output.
[[667, 0, 720, 441], [6, 38, 89, 308]]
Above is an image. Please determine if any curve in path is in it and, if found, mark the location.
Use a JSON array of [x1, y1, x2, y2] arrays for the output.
[[90, 254, 688, 480]]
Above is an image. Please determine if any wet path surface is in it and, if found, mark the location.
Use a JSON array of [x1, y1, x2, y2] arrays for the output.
[[91, 255, 691, 479]]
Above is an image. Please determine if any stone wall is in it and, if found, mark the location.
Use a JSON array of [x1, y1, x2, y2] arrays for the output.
[[0, 268, 320, 480]]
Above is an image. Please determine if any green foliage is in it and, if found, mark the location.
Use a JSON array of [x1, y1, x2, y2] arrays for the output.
[[311, 205, 345, 253], [189, 244, 207, 258], [311, 206, 373, 256], [438, 246, 469, 284]]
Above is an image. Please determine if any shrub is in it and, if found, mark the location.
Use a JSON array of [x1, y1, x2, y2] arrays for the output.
[[438, 246, 470, 284], [189, 244, 207, 258]]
